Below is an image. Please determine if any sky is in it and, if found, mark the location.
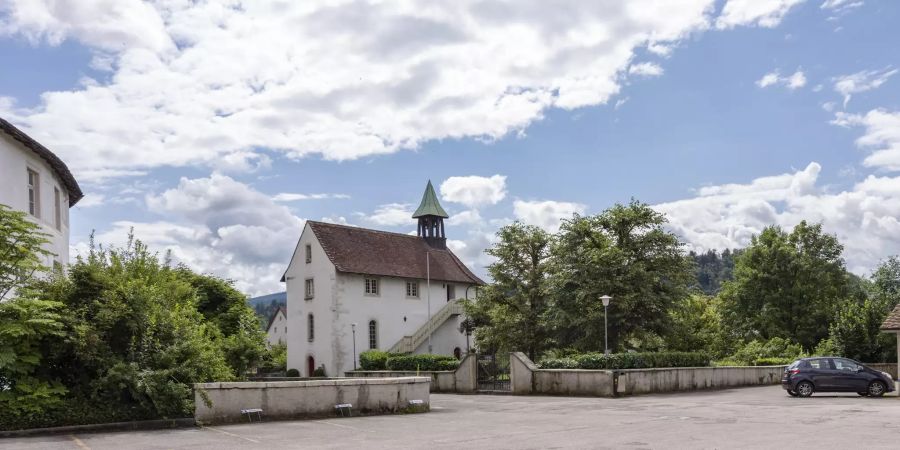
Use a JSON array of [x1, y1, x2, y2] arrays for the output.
[[2, 0, 900, 296]]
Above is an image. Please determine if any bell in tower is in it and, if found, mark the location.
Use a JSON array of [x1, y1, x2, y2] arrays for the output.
[[412, 180, 449, 248]]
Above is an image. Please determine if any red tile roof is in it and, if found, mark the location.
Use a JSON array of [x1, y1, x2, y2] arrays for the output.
[[881, 304, 900, 331], [306, 221, 484, 285]]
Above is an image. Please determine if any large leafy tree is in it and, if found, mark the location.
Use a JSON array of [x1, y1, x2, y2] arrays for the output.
[[720, 221, 853, 350], [550, 201, 694, 353], [467, 223, 554, 361], [0, 204, 67, 416], [827, 257, 900, 362], [23, 233, 266, 421]]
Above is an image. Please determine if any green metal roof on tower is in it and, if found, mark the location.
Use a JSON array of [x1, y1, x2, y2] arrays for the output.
[[412, 180, 449, 218]]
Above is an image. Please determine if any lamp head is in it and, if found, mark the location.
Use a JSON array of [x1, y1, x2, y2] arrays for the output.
[[600, 295, 612, 307]]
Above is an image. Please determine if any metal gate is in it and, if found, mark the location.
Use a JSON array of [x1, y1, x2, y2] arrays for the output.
[[476, 353, 510, 392]]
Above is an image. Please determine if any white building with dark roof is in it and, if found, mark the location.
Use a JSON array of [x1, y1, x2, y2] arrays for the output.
[[0, 118, 83, 272], [266, 306, 288, 346], [282, 181, 483, 377]]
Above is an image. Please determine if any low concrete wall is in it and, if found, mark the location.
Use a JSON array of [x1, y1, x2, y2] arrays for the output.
[[534, 369, 616, 396], [194, 377, 430, 425], [617, 366, 785, 396], [510, 353, 785, 397], [344, 371, 457, 392], [345, 354, 477, 393]]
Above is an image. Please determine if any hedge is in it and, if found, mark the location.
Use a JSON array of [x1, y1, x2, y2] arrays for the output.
[[0, 397, 161, 431], [359, 350, 402, 370], [385, 354, 460, 371], [538, 352, 710, 370], [751, 357, 795, 366]]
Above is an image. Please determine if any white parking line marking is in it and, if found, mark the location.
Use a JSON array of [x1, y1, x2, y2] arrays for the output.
[[319, 420, 375, 432], [201, 426, 261, 443]]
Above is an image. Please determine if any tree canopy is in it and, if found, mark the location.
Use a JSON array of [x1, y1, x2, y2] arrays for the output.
[[0, 230, 267, 430]]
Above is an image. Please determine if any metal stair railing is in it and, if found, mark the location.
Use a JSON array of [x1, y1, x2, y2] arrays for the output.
[[388, 300, 464, 353]]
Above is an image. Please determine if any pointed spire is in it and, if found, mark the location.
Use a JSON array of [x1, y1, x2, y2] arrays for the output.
[[412, 180, 449, 218]]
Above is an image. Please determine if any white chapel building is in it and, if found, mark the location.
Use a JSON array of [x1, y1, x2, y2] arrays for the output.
[[0, 117, 83, 272], [282, 181, 484, 377]]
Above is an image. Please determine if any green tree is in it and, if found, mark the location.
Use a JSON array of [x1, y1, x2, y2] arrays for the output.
[[175, 270, 267, 376], [870, 256, 900, 312], [467, 223, 554, 361], [0, 204, 53, 301], [0, 299, 68, 415], [720, 221, 851, 350], [829, 298, 891, 362], [31, 234, 246, 418], [550, 201, 694, 353], [666, 294, 733, 358]]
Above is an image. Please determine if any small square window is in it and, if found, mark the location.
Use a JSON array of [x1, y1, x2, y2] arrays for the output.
[[364, 278, 379, 295], [305, 244, 312, 263], [406, 281, 419, 298], [305, 278, 315, 299]]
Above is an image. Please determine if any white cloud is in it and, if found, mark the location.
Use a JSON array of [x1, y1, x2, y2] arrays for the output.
[[821, 0, 864, 11], [833, 68, 898, 107], [273, 193, 350, 202], [716, 0, 806, 29], [513, 199, 586, 232], [365, 203, 414, 227], [832, 109, 900, 171], [73, 173, 305, 295], [756, 69, 806, 89], [440, 175, 507, 208], [73, 193, 105, 208], [0, 0, 801, 183], [448, 209, 483, 226], [656, 161, 900, 275], [628, 62, 664, 77]]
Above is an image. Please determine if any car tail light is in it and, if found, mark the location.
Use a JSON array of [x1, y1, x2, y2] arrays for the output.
[[789, 369, 800, 375]]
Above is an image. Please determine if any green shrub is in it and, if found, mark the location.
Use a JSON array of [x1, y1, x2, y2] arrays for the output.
[[385, 354, 459, 371], [538, 357, 579, 369], [718, 338, 804, 366], [752, 357, 794, 366], [313, 366, 327, 377], [0, 396, 159, 431], [285, 368, 300, 377], [538, 352, 710, 370], [359, 350, 397, 370]]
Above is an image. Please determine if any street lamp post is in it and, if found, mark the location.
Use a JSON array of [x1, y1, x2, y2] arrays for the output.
[[600, 295, 612, 355], [351, 323, 358, 370]]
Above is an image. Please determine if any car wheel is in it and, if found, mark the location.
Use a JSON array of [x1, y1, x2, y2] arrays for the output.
[[796, 381, 814, 397], [857, 392, 868, 397], [867, 381, 887, 397], [787, 390, 799, 397]]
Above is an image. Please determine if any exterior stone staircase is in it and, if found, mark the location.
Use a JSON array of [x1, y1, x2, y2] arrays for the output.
[[388, 299, 465, 353]]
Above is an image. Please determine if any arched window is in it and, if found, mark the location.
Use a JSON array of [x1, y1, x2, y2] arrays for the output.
[[368, 320, 377, 349], [308, 314, 314, 342]]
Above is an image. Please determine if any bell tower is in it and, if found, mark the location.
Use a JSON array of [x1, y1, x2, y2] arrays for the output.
[[412, 180, 449, 248]]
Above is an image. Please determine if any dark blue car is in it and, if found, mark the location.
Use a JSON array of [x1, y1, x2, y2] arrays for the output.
[[782, 357, 895, 397]]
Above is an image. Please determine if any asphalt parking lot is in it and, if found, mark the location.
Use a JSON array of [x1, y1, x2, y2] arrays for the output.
[[4, 385, 900, 449]]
